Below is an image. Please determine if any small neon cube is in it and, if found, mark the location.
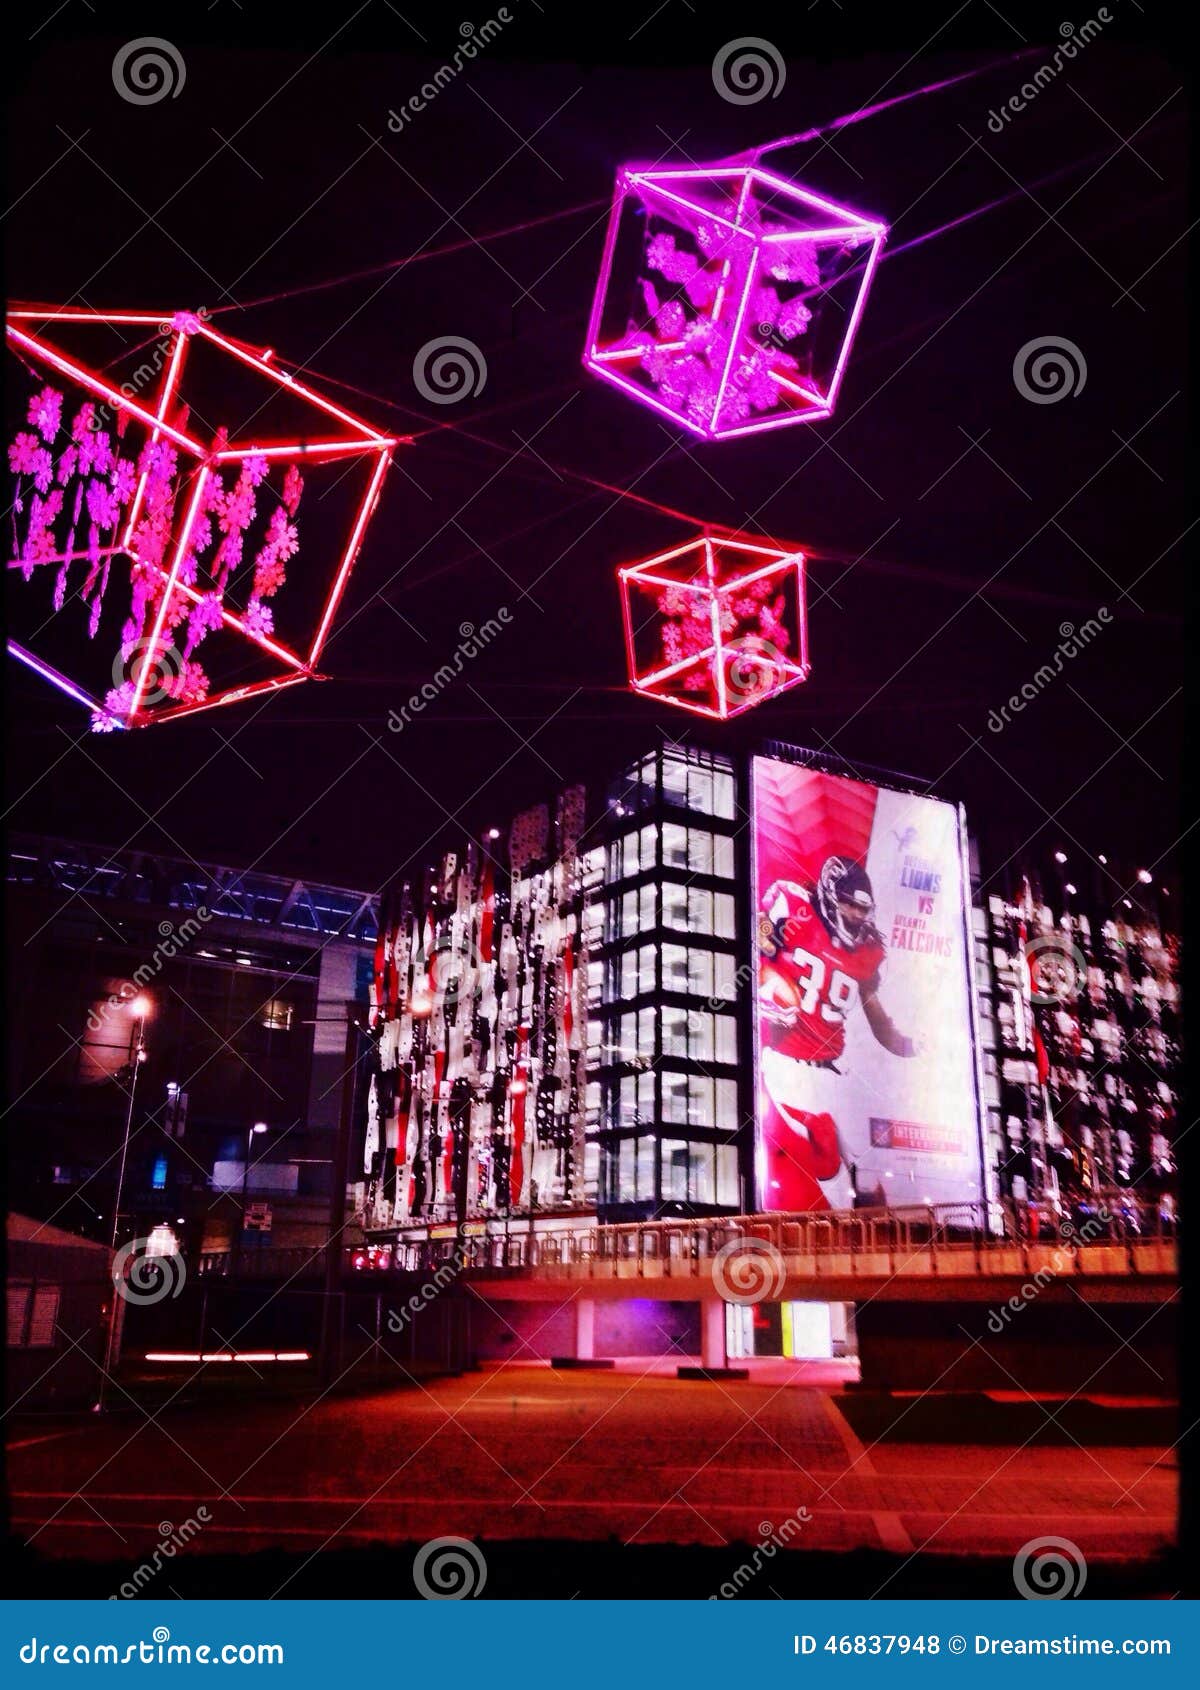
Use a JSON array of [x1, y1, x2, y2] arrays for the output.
[[584, 163, 887, 440], [619, 533, 809, 720]]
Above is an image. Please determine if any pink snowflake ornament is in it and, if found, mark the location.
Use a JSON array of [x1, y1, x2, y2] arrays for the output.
[[619, 531, 809, 719], [585, 163, 887, 439], [7, 304, 397, 728]]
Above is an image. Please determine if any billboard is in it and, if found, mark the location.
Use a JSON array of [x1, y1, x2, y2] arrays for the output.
[[751, 755, 984, 1213]]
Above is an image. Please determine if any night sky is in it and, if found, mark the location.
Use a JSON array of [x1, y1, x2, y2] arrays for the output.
[[5, 4, 1188, 899]]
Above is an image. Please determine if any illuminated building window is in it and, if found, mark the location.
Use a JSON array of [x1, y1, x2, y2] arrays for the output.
[[661, 824, 735, 878], [616, 882, 656, 938], [661, 1007, 737, 1064], [614, 1070, 654, 1128], [661, 944, 737, 1000], [661, 882, 735, 938], [662, 1073, 738, 1128], [615, 944, 656, 1000], [660, 749, 736, 818], [261, 999, 294, 1032], [609, 826, 657, 879]]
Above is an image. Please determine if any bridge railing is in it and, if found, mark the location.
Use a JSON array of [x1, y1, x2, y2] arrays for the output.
[[195, 1191, 1176, 1283]]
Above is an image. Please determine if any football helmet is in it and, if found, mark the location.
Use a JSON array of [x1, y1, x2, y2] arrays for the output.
[[816, 855, 876, 948]]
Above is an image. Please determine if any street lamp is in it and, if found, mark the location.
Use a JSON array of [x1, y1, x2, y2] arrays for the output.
[[110, 995, 151, 1254], [237, 1122, 268, 1269], [97, 993, 152, 1412]]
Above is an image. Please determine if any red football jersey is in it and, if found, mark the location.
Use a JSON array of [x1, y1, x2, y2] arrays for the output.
[[758, 878, 884, 1062]]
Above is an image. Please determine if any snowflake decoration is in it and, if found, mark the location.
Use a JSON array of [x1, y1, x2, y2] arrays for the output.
[[8, 304, 397, 727]]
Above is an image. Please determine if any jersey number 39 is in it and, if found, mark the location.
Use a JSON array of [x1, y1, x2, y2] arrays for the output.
[[791, 948, 858, 1021]]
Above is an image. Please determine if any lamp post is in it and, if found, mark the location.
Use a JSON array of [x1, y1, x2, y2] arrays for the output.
[[96, 993, 152, 1413], [236, 1121, 268, 1272]]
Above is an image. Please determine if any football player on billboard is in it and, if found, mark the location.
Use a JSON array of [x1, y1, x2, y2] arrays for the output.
[[758, 855, 920, 1211]]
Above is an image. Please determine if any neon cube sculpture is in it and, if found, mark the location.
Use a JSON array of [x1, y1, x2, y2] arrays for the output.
[[619, 532, 809, 720], [584, 164, 887, 440], [6, 306, 398, 729]]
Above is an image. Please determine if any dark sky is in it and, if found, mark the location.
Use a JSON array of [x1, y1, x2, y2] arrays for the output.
[[4, 4, 1188, 898]]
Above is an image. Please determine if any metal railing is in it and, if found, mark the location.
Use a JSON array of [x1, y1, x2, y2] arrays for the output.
[[195, 1192, 1177, 1285]]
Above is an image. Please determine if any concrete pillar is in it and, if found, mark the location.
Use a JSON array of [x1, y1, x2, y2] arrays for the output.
[[701, 1299, 727, 1370], [575, 1298, 595, 1361], [549, 1297, 613, 1368], [676, 1299, 748, 1379]]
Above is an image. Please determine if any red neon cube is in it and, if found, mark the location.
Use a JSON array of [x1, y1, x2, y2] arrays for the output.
[[584, 164, 887, 440], [6, 306, 398, 729], [619, 533, 809, 720]]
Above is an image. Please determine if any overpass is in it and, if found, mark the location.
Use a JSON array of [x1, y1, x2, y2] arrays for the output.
[[195, 1198, 1178, 1383]]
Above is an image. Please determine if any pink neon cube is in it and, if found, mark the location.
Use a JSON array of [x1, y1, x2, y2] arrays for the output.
[[584, 164, 887, 440], [619, 533, 809, 720], [6, 306, 396, 730]]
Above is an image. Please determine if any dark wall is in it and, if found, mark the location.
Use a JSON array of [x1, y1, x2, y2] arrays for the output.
[[855, 1297, 1178, 1398], [468, 1297, 701, 1361]]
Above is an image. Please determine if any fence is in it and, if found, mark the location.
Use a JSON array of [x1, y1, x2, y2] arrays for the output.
[[196, 1193, 1177, 1287]]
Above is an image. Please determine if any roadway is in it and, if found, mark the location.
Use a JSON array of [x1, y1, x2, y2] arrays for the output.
[[7, 1356, 1176, 1596]]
